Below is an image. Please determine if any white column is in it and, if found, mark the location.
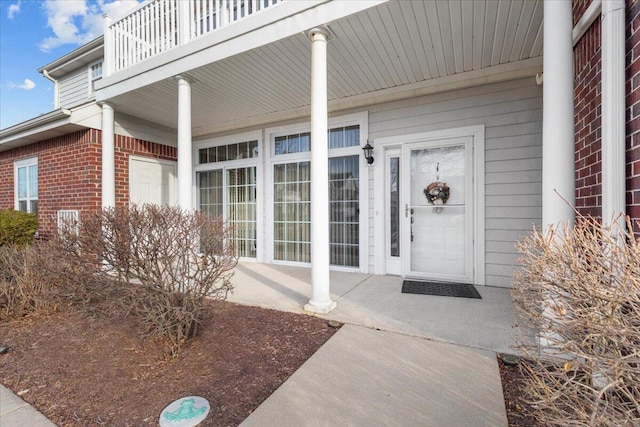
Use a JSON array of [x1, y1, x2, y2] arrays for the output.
[[304, 28, 336, 314], [601, 0, 626, 228], [176, 75, 193, 210], [101, 103, 116, 209], [542, 0, 575, 230]]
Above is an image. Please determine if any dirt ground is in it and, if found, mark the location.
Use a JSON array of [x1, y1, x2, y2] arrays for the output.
[[0, 301, 337, 426], [498, 354, 540, 426], [1, 300, 536, 427]]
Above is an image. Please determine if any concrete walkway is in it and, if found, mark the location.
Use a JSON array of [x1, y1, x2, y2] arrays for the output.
[[230, 263, 516, 426], [228, 262, 521, 354], [0, 385, 57, 427], [241, 324, 507, 426]]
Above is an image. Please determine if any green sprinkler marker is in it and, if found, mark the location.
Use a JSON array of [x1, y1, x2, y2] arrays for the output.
[[160, 396, 210, 427]]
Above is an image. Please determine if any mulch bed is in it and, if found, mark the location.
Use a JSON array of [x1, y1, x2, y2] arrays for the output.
[[498, 354, 540, 427], [1, 299, 540, 426], [0, 301, 337, 426]]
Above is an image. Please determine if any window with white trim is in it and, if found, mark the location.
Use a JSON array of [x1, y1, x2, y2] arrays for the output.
[[196, 138, 259, 259], [271, 124, 361, 267], [14, 157, 38, 214], [89, 61, 103, 94]]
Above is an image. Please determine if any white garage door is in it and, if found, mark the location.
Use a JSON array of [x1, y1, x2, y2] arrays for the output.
[[129, 156, 177, 206]]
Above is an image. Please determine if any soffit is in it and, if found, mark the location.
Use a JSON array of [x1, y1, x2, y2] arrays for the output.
[[106, 0, 543, 136]]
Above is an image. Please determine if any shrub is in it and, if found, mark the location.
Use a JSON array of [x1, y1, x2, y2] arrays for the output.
[[0, 244, 65, 321], [58, 205, 238, 356], [512, 216, 640, 426], [0, 209, 37, 246]]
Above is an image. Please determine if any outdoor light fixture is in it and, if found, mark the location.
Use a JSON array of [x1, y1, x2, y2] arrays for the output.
[[362, 142, 374, 165]]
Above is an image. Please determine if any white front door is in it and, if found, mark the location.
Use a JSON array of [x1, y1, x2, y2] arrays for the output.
[[129, 157, 177, 206], [402, 137, 473, 282]]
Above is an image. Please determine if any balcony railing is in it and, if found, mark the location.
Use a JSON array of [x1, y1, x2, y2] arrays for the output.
[[104, 0, 281, 74]]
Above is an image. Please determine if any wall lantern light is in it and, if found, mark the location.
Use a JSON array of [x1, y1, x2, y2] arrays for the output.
[[362, 142, 374, 165]]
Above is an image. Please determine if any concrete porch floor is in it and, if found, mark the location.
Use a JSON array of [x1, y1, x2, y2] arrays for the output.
[[228, 262, 521, 354]]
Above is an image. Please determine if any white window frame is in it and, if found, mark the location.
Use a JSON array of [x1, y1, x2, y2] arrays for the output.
[[193, 130, 263, 262], [14, 157, 38, 214], [88, 60, 103, 96], [265, 111, 369, 273]]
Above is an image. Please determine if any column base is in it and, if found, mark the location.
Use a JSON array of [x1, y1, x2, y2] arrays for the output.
[[304, 300, 337, 314]]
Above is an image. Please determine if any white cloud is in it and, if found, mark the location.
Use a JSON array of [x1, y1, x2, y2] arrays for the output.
[[7, 1, 21, 20], [38, 0, 141, 53], [7, 79, 36, 91]]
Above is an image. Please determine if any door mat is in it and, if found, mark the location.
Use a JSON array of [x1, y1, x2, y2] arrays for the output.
[[401, 280, 482, 299]]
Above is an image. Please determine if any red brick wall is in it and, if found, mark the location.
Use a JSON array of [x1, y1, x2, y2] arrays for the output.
[[573, 0, 593, 26], [0, 130, 176, 238], [627, 0, 640, 232], [0, 130, 102, 239], [574, 10, 602, 220]]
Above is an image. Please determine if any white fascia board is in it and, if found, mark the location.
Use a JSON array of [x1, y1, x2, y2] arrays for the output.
[[191, 56, 542, 137], [96, 0, 388, 101], [0, 109, 72, 141], [0, 104, 102, 151], [38, 37, 104, 78], [0, 111, 79, 152]]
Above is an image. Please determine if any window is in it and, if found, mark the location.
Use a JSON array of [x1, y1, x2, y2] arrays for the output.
[[196, 134, 260, 259], [329, 156, 359, 267], [198, 140, 258, 164], [198, 167, 257, 259], [273, 161, 311, 263], [89, 61, 103, 94], [271, 123, 362, 268], [14, 157, 38, 214]]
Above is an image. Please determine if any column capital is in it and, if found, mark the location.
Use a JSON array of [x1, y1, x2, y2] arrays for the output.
[[307, 26, 333, 42], [98, 101, 114, 110], [174, 74, 196, 85]]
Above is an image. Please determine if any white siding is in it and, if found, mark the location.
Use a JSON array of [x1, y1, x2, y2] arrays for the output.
[[59, 66, 91, 108], [368, 77, 542, 287]]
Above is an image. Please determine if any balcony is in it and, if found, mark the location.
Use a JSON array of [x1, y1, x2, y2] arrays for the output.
[[104, 0, 282, 75]]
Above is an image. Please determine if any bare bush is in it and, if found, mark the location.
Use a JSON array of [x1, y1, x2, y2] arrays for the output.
[[0, 242, 93, 321], [512, 216, 640, 426], [0, 245, 46, 321], [59, 205, 237, 355]]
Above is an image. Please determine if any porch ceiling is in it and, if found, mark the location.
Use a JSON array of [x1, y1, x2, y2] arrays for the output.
[[106, 0, 543, 138]]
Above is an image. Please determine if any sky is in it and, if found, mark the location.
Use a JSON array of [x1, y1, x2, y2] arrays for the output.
[[0, 0, 142, 129]]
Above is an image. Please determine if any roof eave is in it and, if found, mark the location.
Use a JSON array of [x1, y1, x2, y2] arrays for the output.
[[37, 36, 104, 76], [0, 109, 75, 151]]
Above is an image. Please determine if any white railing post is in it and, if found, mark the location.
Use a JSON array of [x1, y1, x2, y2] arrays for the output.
[[103, 14, 114, 76], [178, 0, 191, 45], [221, 0, 229, 25]]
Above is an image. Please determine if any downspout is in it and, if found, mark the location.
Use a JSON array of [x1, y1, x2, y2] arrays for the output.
[[601, 0, 626, 229], [41, 69, 59, 110]]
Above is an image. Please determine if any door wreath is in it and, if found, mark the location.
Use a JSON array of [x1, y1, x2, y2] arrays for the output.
[[424, 181, 450, 206]]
